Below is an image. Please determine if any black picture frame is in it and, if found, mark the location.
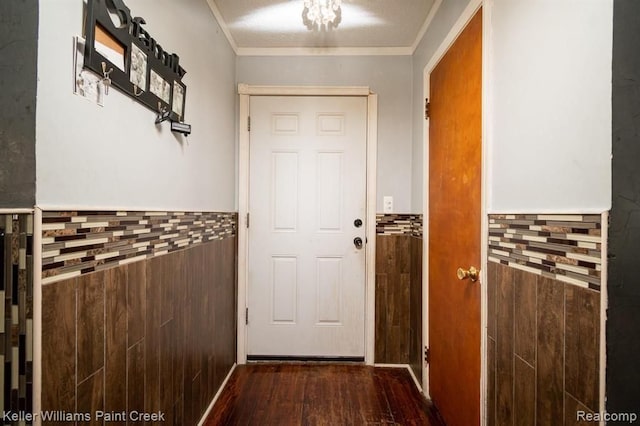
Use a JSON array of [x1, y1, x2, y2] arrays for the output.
[[83, 0, 187, 123]]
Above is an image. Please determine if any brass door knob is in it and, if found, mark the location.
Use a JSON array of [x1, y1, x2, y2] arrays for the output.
[[457, 266, 479, 282]]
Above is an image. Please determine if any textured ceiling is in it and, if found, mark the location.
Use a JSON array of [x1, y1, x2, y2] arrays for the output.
[[209, 0, 438, 53]]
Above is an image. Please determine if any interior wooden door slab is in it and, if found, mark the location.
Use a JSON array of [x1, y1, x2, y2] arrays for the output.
[[428, 9, 482, 426]]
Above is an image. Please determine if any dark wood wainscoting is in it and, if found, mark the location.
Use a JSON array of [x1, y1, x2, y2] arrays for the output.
[[42, 237, 237, 425], [487, 262, 600, 425], [375, 235, 423, 381]]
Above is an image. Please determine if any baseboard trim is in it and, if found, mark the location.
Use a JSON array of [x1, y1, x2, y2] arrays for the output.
[[197, 363, 237, 426]]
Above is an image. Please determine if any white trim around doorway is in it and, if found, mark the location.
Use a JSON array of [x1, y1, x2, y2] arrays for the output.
[[236, 84, 378, 365]]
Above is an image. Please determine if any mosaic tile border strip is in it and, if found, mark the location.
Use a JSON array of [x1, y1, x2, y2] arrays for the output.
[[488, 214, 602, 290], [376, 214, 423, 238], [1, 214, 34, 418], [42, 211, 237, 285]]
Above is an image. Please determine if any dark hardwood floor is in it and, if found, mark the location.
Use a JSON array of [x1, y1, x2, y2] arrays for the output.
[[204, 363, 445, 426]]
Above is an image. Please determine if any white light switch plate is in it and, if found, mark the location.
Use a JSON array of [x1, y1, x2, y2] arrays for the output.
[[383, 196, 393, 213]]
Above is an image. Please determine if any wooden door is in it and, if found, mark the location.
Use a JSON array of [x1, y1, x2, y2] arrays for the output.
[[428, 9, 482, 426], [248, 95, 367, 358]]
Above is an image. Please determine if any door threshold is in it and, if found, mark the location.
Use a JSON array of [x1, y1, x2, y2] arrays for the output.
[[247, 355, 365, 363]]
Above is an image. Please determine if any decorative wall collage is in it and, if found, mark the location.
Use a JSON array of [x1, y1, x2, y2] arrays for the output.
[[81, 0, 189, 130]]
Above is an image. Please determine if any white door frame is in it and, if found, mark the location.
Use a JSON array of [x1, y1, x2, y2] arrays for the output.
[[237, 84, 378, 365], [421, 0, 487, 423]]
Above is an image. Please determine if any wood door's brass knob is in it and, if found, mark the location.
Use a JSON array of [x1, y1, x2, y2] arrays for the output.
[[457, 266, 479, 282]]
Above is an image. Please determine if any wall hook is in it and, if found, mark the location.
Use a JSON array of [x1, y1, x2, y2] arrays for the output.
[[100, 62, 113, 95], [133, 84, 143, 97], [155, 102, 170, 124], [101, 61, 113, 78]]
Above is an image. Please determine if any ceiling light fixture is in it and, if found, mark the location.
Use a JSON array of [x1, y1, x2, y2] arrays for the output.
[[303, 0, 342, 29]]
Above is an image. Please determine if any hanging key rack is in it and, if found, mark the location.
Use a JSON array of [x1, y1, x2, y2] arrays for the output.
[[83, 0, 190, 132]]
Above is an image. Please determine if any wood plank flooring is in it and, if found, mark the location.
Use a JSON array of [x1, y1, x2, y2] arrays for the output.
[[204, 364, 445, 426]]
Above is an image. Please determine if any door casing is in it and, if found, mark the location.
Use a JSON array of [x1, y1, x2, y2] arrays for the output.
[[237, 84, 378, 365], [421, 0, 487, 423]]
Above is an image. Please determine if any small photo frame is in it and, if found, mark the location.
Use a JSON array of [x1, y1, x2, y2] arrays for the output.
[[150, 69, 170, 104], [172, 81, 185, 120], [129, 43, 147, 91]]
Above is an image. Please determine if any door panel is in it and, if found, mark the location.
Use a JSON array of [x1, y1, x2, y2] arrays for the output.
[[316, 257, 342, 323], [248, 96, 367, 357], [272, 152, 298, 231], [429, 9, 482, 426], [272, 256, 297, 323], [317, 152, 343, 231]]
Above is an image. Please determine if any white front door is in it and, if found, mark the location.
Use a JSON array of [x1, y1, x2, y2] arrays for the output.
[[248, 95, 367, 358]]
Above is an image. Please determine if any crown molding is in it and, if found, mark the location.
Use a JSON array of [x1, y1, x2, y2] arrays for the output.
[[205, 0, 441, 57], [410, 0, 443, 54], [205, 0, 239, 54], [236, 46, 413, 56]]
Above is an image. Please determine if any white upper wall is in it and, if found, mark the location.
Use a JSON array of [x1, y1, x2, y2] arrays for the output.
[[411, 0, 612, 213], [411, 0, 473, 212], [487, 0, 612, 213], [36, 0, 236, 211], [236, 56, 414, 213]]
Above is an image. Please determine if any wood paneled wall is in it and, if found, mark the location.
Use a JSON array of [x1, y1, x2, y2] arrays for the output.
[[42, 237, 237, 425], [375, 235, 423, 381], [487, 262, 600, 425]]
